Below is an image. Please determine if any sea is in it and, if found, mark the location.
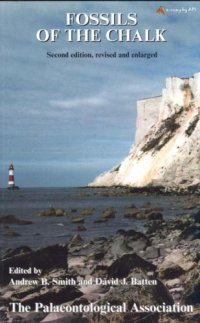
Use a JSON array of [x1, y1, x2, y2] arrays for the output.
[[0, 187, 191, 251]]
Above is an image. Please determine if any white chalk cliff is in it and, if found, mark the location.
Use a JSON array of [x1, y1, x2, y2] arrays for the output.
[[89, 73, 200, 188]]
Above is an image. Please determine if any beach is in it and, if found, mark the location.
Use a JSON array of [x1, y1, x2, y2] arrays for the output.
[[0, 187, 200, 322]]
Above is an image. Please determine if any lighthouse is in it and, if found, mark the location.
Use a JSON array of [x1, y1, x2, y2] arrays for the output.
[[8, 163, 19, 189]]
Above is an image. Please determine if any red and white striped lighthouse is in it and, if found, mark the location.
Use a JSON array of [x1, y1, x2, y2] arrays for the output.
[[8, 163, 15, 188]]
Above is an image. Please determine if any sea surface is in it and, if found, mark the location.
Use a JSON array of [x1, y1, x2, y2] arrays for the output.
[[0, 187, 192, 251]]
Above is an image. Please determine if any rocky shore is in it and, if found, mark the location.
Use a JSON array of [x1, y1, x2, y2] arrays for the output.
[[88, 184, 200, 196], [0, 197, 200, 322]]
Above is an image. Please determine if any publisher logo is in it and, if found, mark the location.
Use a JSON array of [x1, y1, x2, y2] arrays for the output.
[[156, 5, 197, 15], [156, 6, 166, 15]]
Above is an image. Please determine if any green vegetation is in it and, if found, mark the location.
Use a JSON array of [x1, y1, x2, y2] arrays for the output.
[[142, 107, 183, 152], [180, 83, 191, 91], [185, 115, 199, 136]]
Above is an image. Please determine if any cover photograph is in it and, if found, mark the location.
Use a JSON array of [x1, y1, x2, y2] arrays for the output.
[[0, 1, 200, 322]]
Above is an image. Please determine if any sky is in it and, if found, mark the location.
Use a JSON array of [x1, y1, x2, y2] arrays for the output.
[[0, 1, 200, 187]]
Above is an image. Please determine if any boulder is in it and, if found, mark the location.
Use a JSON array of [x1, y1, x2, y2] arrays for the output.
[[124, 210, 143, 219], [160, 249, 197, 272], [127, 203, 137, 209], [55, 208, 65, 216], [124, 210, 163, 220], [166, 278, 181, 288], [179, 224, 200, 241], [2, 246, 32, 259], [158, 262, 185, 279], [38, 208, 66, 217], [193, 209, 200, 222], [41, 313, 89, 323], [101, 208, 116, 219], [72, 218, 84, 224], [38, 208, 56, 216], [182, 269, 200, 304], [171, 218, 193, 231], [11, 312, 46, 323], [108, 253, 156, 278], [90, 270, 173, 323], [0, 244, 68, 285], [146, 220, 165, 234], [81, 208, 94, 216], [4, 229, 21, 237], [77, 225, 87, 231], [143, 207, 163, 213], [0, 214, 32, 225], [105, 229, 151, 259], [146, 211, 163, 220], [142, 246, 160, 260], [19, 286, 82, 309], [93, 219, 107, 223], [70, 234, 83, 245]]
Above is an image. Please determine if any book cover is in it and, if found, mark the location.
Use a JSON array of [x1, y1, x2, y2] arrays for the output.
[[0, 1, 200, 322]]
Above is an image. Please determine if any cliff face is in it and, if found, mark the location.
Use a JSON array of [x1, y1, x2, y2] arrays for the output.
[[89, 73, 200, 188], [135, 96, 162, 145]]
